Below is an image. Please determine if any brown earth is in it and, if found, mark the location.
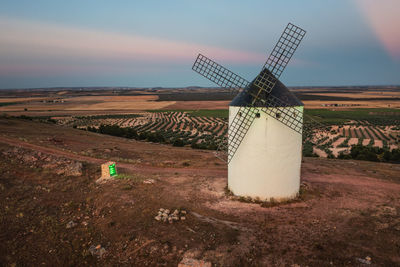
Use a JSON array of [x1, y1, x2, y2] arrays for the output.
[[0, 97, 52, 103], [2, 87, 398, 117], [302, 91, 400, 99], [302, 100, 400, 109], [0, 117, 400, 266], [0, 97, 173, 113]]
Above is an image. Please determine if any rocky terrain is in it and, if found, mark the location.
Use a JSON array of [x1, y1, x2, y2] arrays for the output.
[[0, 117, 399, 266]]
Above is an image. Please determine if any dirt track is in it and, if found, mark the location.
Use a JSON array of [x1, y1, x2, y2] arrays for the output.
[[0, 117, 400, 266], [0, 135, 226, 177]]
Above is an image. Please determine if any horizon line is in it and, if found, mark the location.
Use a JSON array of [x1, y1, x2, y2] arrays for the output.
[[1, 84, 400, 91]]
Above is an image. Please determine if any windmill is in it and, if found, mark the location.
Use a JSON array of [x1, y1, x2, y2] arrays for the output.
[[192, 23, 310, 201]]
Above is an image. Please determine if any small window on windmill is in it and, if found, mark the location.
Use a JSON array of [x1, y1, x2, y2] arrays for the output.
[[276, 112, 281, 119], [255, 113, 260, 118]]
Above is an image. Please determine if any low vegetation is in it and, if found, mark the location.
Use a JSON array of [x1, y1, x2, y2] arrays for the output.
[[305, 108, 400, 126], [11, 107, 400, 164], [338, 145, 400, 163]]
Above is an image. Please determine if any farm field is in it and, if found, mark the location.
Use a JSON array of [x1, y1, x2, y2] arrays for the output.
[[304, 108, 400, 158], [0, 86, 399, 117], [42, 107, 399, 160], [1, 86, 399, 160], [55, 110, 228, 150]]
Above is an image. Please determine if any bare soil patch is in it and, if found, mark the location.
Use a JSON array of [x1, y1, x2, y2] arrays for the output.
[[0, 94, 174, 113]]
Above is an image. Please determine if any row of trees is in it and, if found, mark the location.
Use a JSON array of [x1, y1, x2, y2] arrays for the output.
[[88, 124, 400, 163], [338, 145, 400, 163], [303, 141, 400, 163], [87, 124, 221, 150]]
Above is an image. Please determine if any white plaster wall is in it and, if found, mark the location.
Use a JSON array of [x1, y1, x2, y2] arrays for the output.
[[228, 106, 303, 200]]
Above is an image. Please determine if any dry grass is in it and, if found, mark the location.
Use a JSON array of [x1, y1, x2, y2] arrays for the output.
[[65, 101, 173, 110], [163, 100, 230, 110], [66, 95, 159, 102], [0, 97, 51, 103], [0, 95, 174, 112], [2, 89, 399, 114]]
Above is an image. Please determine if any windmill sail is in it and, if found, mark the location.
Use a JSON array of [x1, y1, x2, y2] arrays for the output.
[[225, 23, 306, 162], [193, 56, 337, 159], [192, 54, 249, 94], [192, 23, 310, 163], [257, 23, 306, 84]]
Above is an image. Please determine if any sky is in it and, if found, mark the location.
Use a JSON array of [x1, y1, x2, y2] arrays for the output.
[[0, 0, 399, 89]]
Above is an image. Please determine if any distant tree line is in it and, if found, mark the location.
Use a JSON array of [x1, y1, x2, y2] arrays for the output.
[[338, 145, 400, 163], [86, 124, 220, 150], [87, 124, 400, 164], [303, 141, 400, 163]]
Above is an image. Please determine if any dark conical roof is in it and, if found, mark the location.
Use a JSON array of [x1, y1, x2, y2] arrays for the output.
[[230, 69, 303, 107]]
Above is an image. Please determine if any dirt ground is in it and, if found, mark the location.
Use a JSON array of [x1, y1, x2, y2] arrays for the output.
[[0, 117, 400, 266]]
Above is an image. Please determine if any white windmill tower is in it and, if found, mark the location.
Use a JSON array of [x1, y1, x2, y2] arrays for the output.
[[192, 23, 307, 201]]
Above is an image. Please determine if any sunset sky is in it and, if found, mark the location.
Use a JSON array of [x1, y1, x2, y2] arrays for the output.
[[1, 0, 399, 89]]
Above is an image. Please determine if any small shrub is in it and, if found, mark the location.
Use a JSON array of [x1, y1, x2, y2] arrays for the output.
[[172, 139, 185, 147]]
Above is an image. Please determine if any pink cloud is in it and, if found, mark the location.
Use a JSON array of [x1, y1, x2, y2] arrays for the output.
[[0, 17, 266, 71], [0, 63, 133, 76], [355, 0, 400, 61]]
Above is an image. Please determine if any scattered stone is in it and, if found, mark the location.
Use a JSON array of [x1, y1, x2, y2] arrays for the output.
[[178, 257, 211, 267], [186, 227, 196, 233], [143, 179, 155, 184], [89, 245, 107, 258], [66, 221, 77, 229], [356, 256, 371, 265], [155, 208, 187, 223], [373, 206, 397, 217], [64, 162, 83, 176], [2, 147, 83, 177], [375, 222, 389, 230]]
